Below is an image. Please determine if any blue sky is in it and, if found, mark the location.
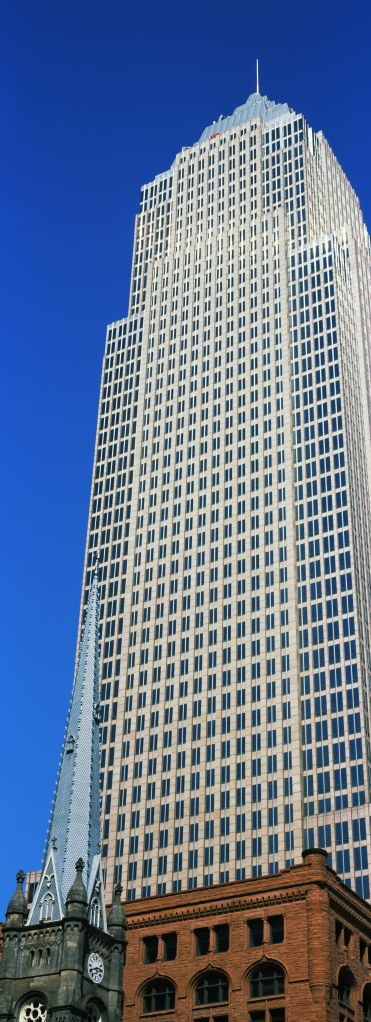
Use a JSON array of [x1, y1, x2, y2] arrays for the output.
[[1, 0, 370, 916]]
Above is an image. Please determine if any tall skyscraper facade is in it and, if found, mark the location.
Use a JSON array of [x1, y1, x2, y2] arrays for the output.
[[79, 87, 371, 903]]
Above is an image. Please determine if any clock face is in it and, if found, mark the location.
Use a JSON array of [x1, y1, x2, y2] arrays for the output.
[[87, 951, 104, 984]]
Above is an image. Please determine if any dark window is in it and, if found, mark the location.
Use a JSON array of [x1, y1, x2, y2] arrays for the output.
[[268, 915, 284, 944], [344, 927, 351, 949], [363, 983, 371, 1021], [215, 924, 229, 953], [339, 978, 351, 1007], [163, 931, 177, 961], [195, 970, 229, 1006], [248, 918, 264, 947], [143, 935, 158, 964], [143, 978, 175, 1013], [250, 964, 285, 999], [195, 927, 210, 956], [338, 967, 355, 1013], [335, 921, 352, 950]]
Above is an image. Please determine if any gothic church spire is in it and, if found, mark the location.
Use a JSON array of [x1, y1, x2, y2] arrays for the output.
[[28, 571, 104, 925]]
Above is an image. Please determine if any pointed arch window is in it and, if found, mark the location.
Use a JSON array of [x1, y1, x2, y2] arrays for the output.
[[195, 971, 229, 1006], [90, 897, 101, 928], [363, 984, 371, 1022], [338, 966, 355, 1022], [142, 978, 175, 1014], [248, 962, 285, 1021], [39, 893, 54, 922], [87, 1001, 106, 1022]]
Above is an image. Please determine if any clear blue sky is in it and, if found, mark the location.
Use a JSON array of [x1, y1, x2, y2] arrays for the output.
[[1, 0, 370, 916]]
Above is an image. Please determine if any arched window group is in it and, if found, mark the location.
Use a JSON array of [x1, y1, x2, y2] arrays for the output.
[[141, 964, 286, 1018], [39, 893, 54, 922]]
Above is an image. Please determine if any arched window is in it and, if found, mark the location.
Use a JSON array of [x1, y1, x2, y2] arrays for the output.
[[195, 971, 229, 1006], [39, 893, 54, 922], [248, 962, 285, 1019], [142, 979, 175, 1014], [90, 897, 101, 928], [87, 1000, 106, 1022], [19, 999, 47, 1022], [338, 967, 355, 1022], [250, 963, 285, 1000], [363, 984, 371, 1022]]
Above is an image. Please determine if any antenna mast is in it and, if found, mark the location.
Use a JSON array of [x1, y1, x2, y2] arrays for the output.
[[256, 58, 260, 95]]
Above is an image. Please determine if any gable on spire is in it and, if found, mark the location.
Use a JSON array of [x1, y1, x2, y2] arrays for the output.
[[28, 571, 103, 926]]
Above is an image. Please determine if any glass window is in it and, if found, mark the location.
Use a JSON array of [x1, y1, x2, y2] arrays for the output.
[[248, 918, 264, 947], [250, 963, 285, 998], [338, 967, 355, 1022], [195, 927, 210, 956], [143, 978, 175, 1014], [163, 932, 177, 961], [363, 983, 371, 1021], [143, 935, 158, 964], [195, 970, 229, 1005], [268, 915, 284, 944], [215, 924, 229, 953]]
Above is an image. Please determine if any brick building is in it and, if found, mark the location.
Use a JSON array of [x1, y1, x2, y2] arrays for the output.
[[123, 849, 371, 1022]]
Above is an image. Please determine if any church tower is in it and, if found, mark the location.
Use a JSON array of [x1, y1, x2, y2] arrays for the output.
[[0, 573, 126, 1022]]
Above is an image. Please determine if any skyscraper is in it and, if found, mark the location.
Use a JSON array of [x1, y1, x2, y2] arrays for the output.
[[79, 85, 371, 903]]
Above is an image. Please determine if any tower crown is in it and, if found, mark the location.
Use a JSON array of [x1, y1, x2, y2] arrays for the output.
[[198, 90, 294, 142], [28, 572, 105, 927]]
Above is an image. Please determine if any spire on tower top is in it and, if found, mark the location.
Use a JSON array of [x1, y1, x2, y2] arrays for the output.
[[256, 57, 260, 96], [28, 572, 105, 927]]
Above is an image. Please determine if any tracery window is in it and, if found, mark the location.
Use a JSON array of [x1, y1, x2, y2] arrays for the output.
[[90, 897, 102, 928], [19, 999, 47, 1022]]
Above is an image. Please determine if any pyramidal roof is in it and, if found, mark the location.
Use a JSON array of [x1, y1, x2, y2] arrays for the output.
[[199, 91, 294, 143], [28, 572, 105, 927]]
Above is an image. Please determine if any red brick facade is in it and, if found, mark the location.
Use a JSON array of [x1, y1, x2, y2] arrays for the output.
[[123, 850, 371, 1022]]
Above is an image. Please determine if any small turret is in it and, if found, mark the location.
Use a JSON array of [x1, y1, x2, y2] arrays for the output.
[[65, 858, 88, 919], [5, 870, 28, 928], [107, 883, 127, 938]]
